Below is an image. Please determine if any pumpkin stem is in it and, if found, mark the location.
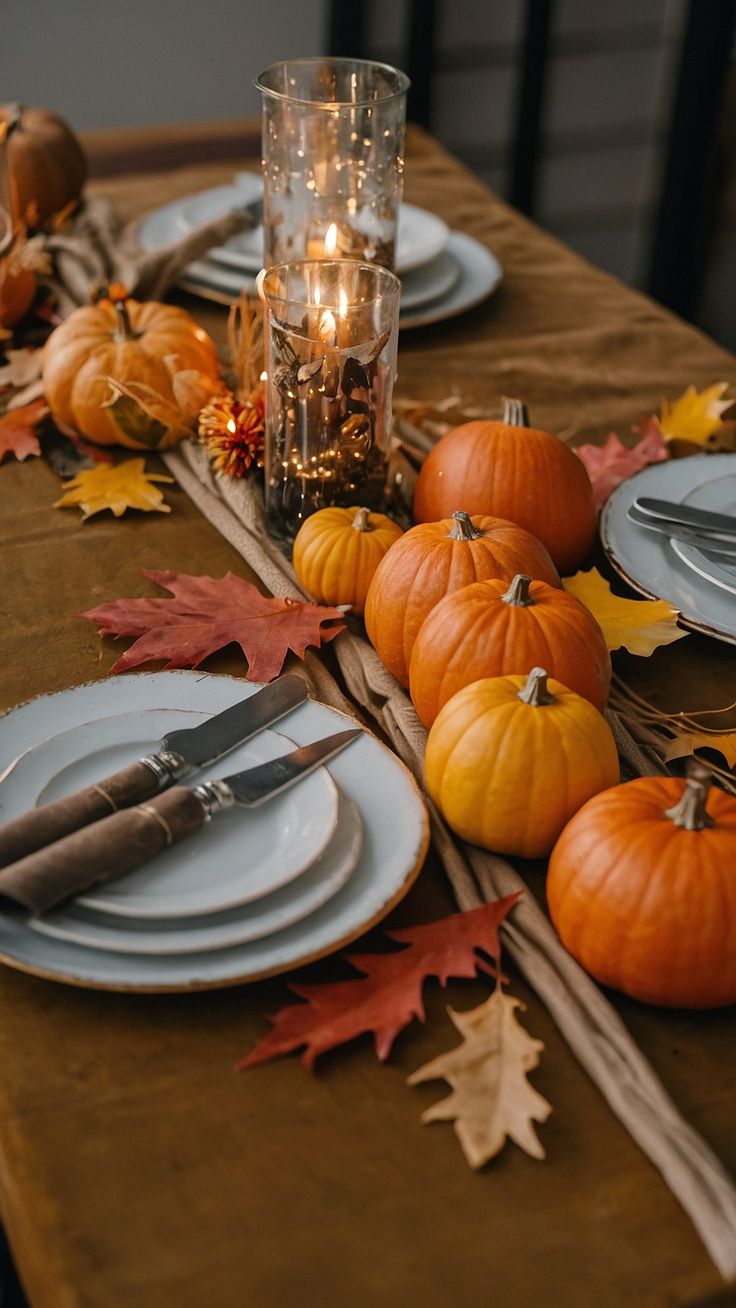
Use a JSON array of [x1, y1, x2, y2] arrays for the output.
[[664, 761, 715, 831], [502, 574, 534, 607], [351, 506, 374, 533], [502, 397, 530, 428], [448, 511, 484, 541], [4, 104, 22, 138], [517, 667, 553, 706]]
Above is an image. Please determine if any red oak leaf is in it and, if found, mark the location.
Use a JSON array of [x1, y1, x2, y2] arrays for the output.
[[0, 398, 48, 462], [575, 418, 668, 508], [239, 894, 521, 1071], [82, 568, 347, 682]]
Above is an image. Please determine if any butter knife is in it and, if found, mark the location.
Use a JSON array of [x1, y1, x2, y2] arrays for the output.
[[634, 497, 736, 541], [626, 506, 736, 557], [0, 675, 308, 869], [0, 729, 361, 915]]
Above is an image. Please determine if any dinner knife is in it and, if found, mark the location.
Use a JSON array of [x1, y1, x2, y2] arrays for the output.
[[0, 675, 308, 870], [0, 729, 361, 916], [634, 497, 736, 541], [626, 506, 736, 557]]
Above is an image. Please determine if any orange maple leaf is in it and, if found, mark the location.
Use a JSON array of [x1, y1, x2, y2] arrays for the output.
[[82, 568, 348, 682], [240, 895, 520, 1071], [0, 398, 48, 462]]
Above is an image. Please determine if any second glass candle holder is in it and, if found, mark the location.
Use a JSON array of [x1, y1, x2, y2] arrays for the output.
[[261, 258, 401, 541]]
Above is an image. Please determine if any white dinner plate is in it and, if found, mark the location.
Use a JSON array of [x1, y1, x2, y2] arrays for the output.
[[29, 792, 362, 955], [0, 709, 338, 918], [137, 174, 449, 275], [670, 473, 736, 597], [0, 673, 429, 990], [177, 232, 503, 331], [600, 453, 736, 644]]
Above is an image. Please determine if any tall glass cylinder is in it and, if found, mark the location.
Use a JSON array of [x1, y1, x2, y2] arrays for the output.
[[256, 58, 409, 270], [261, 258, 401, 540]]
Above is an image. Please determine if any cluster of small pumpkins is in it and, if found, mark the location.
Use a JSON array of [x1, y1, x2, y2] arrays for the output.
[[293, 403, 736, 1010]]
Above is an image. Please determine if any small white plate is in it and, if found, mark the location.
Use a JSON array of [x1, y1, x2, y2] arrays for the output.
[[670, 473, 736, 597], [137, 175, 449, 275], [399, 248, 460, 311], [177, 232, 502, 331], [29, 793, 362, 955], [601, 453, 736, 644], [0, 673, 429, 990], [0, 709, 339, 919]]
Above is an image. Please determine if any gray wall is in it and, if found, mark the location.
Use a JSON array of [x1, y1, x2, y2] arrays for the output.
[[0, 0, 329, 129]]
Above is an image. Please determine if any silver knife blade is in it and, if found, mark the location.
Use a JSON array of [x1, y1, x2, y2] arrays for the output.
[[159, 674, 308, 771], [634, 497, 736, 540], [195, 728, 362, 813], [627, 506, 736, 557]]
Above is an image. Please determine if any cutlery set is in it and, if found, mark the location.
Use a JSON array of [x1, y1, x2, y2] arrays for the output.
[[627, 497, 736, 556], [0, 676, 362, 916]]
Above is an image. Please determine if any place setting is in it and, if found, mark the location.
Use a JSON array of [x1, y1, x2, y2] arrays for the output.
[[0, 671, 429, 991]]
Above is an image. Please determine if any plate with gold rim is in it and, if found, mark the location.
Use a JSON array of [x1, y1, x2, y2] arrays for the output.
[[0, 672, 429, 991]]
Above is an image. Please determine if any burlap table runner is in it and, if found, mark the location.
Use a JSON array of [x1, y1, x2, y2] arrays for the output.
[[162, 437, 736, 1280]]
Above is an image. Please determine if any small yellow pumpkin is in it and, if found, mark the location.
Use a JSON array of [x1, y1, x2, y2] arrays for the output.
[[41, 293, 221, 449], [424, 667, 619, 858], [293, 505, 403, 616]]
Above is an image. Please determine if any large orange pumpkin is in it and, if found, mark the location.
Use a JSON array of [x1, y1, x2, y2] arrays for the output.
[[1, 103, 87, 225], [293, 505, 403, 616], [409, 572, 612, 726], [424, 667, 619, 857], [364, 510, 560, 687], [42, 295, 221, 449], [547, 765, 736, 1008], [412, 398, 597, 575]]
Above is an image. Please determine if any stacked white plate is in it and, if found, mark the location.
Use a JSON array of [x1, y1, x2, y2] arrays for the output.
[[601, 453, 736, 644], [137, 173, 503, 329], [0, 672, 429, 991]]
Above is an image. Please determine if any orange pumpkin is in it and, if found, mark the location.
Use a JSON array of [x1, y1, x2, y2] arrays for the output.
[[424, 667, 619, 857], [1, 103, 86, 225], [409, 572, 611, 726], [0, 255, 35, 329], [364, 510, 560, 687], [547, 765, 736, 1008], [293, 505, 403, 616], [413, 398, 597, 575], [42, 295, 221, 449]]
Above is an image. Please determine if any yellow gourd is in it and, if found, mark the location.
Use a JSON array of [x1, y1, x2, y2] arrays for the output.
[[293, 505, 403, 616]]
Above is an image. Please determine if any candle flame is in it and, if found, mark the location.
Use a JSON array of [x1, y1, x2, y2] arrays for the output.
[[227, 418, 237, 433], [319, 309, 337, 343], [324, 223, 338, 255], [260, 370, 268, 382], [338, 287, 348, 319]]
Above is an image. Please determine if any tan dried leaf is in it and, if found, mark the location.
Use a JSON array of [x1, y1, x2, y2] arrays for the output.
[[663, 730, 736, 769], [408, 987, 551, 1168], [0, 347, 43, 389]]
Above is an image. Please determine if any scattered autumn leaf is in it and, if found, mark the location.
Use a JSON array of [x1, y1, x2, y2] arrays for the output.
[[54, 459, 174, 519], [663, 730, 736, 769], [0, 397, 48, 462], [575, 421, 668, 508], [659, 383, 732, 446], [408, 986, 551, 1167], [0, 347, 42, 389], [239, 895, 520, 1071], [83, 568, 348, 682], [563, 567, 688, 655]]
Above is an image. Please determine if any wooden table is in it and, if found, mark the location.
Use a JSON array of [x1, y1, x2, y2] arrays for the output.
[[1, 124, 735, 1308]]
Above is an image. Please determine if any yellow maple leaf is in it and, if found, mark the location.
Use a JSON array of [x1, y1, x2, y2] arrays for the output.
[[659, 382, 732, 445], [54, 459, 174, 520], [562, 567, 687, 655], [663, 730, 736, 769], [408, 987, 551, 1168]]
